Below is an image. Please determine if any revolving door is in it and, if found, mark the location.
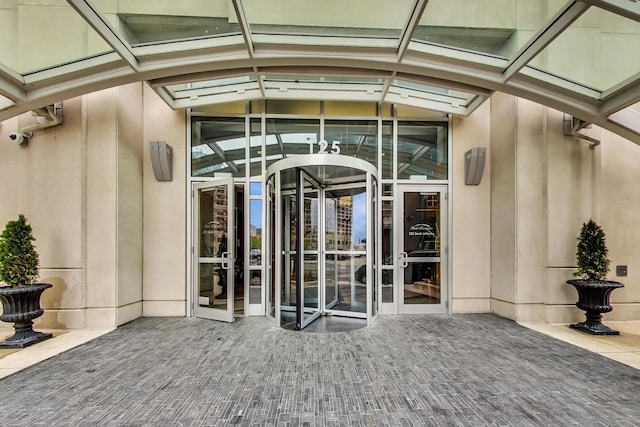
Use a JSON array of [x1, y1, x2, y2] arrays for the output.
[[266, 154, 378, 330]]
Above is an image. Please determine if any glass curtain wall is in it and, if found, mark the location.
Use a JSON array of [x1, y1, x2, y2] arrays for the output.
[[190, 102, 449, 316]]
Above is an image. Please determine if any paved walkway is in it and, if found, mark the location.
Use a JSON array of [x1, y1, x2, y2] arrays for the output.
[[1, 314, 640, 426]]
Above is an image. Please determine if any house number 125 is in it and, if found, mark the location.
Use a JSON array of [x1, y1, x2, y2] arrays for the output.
[[318, 140, 341, 154]]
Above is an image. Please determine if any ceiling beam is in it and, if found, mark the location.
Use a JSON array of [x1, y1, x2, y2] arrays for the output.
[[502, 1, 590, 81], [0, 64, 25, 101], [398, 0, 429, 61], [581, 0, 640, 22], [66, 0, 140, 71], [600, 72, 640, 116]]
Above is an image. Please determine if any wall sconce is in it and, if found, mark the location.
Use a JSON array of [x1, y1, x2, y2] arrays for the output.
[[464, 147, 486, 185], [150, 141, 173, 181]]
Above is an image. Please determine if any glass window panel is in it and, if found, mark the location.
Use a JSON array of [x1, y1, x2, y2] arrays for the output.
[[397, 121, 448, 180], [249, 270, 262, 304], [381, 121, 393, 179], [325, 198, 337, 251], [250, 182, 262, 196], [243, 0, 415, 39], [381, 198, 393, 304], [324, 189, 367, 251], [303, 191, 319, 251], [415, 0, 565, 58], [324, 120, 378, 166], [94, 1, 241, 46], [3, 5, 113, 74], [249, 199, 263, 266], [527, 7, 640, 92], [191, 117, 246, 177], [326, 255, 367, 313], [382, 184, 393, 197], [249, 119, 262, 177], [264, 119, 320, 169], [199, 186, 229, 258]]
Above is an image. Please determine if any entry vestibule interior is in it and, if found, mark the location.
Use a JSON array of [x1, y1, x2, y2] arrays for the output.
[[265, 154, 378, 330]]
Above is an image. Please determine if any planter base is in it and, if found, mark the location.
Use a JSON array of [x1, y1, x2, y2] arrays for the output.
[[0, 329, 52, 348], [570, 321, 619, 336]]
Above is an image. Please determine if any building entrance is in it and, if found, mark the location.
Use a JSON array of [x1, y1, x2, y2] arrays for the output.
[[265, 154, 378, 330]]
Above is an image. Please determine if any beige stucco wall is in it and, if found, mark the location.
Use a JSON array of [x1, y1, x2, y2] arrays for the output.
[[488, 93, 640, 325], [0, 83, 144, 330], [600, 127, 640, 321], [451, 101, 491, 313], [489, 93, 517, 319], [141, 85, 187, 317]]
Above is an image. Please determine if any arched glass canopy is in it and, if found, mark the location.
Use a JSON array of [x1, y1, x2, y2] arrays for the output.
[[0, 0, 638, 143]]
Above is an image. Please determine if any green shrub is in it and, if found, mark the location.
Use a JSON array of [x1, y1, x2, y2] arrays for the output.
[[0, 214, 39, 287], [574, 219, 610, 281]]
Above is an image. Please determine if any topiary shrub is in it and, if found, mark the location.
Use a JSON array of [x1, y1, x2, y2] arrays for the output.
[[573, 219, 610, 281], [0, 214, 40, 287]]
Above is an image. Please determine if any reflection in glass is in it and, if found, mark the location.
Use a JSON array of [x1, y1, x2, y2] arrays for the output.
[[403, 192, 441, 305], [249, 270, 262, 304], [250, 119, 262, 177], [303, 192, 318, 251], [199, 263, 227, 309], [327, 256, 367, 313], [397, 121, 448, 180], [324, 120, 378, 166], [192, 117, 246, 177], [267, 178, 276, 318], [404, 262, 440, 305], [381, 200, 393, 303], [199, 187, 228, 258], [381, 121, 393, 179], [265, 119, 319, 169], [371, 180, 377, 317]]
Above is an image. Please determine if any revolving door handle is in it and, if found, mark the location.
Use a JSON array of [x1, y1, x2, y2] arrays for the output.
[[399, 251, 408, 268]]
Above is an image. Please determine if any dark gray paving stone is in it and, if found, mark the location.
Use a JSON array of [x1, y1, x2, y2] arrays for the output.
[[0, 314, 639, 426]]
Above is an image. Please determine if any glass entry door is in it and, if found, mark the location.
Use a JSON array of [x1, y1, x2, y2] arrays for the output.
[[296, 170, 321, 329], [397, 186, 447, 314], [193, 179, 235, 322]]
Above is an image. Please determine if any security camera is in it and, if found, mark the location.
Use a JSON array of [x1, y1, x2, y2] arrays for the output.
[[8, 132, 28, 145]]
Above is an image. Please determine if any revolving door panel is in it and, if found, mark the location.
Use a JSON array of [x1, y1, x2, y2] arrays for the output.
[[266, 154, 378, 330]]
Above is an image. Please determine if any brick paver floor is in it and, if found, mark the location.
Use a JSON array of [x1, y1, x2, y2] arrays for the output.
[[1, 314, 639, 426]]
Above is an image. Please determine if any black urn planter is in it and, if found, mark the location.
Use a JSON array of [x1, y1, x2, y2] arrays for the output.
[[566, 279, 624, 335], [0, 283, 52, 348]]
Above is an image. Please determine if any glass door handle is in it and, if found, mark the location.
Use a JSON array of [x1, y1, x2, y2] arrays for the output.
[[399, 251, 408, 268], [221, 252, 231, 269]]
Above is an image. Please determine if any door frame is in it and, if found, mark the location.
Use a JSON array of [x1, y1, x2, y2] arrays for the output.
[[395, 184, 449, 314], [192, 178, 236, 322]]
